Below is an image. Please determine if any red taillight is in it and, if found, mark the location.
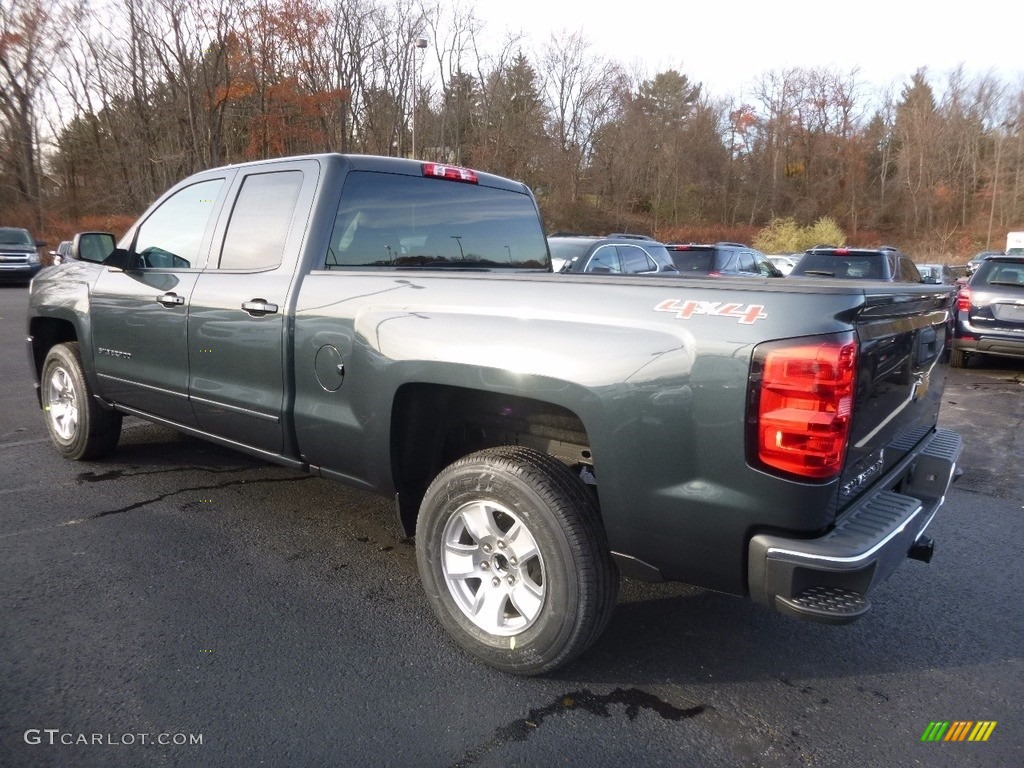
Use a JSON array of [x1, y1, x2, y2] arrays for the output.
[[956, 287, 971, 312], [421, 163, 479, 183], [751, 336, 858, 479], [833, 247, 850, 255]]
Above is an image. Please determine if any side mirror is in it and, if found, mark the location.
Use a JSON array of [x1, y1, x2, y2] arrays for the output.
[[72, 231, 117, 264]]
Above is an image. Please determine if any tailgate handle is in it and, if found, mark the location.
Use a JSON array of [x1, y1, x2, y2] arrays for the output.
[[918, 326, 938, 362], [156, 292, 185, 307], [242, 299, 279, 316]]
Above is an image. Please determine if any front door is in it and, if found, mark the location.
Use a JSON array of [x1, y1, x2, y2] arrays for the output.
[[90, 177, 228, 425]]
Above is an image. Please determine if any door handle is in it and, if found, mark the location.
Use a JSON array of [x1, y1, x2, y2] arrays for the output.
[[241, 299, 279, 316], [156, 292, 185, 307]]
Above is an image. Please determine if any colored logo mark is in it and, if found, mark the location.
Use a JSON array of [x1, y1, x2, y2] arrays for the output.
[[921, 721, 997, 742]]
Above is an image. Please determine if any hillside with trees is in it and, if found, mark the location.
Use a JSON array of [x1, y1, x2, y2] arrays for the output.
[[2, 0, 1023, 260]]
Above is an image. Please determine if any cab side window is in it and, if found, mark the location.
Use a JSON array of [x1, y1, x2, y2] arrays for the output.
[[219, 171, 303, 270], [133, 179, 224, 269]]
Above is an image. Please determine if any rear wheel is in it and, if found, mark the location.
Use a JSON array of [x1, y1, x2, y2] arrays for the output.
[[949, 347, 967, 368], [41, 342, 122, 460], [416, 446, 618, 675]]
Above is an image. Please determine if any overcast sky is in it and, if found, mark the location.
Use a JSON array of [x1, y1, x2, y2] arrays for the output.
[[472, 0, 1024, 100]]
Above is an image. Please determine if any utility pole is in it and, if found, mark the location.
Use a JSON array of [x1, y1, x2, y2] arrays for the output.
[[410, 37, 428, 159]]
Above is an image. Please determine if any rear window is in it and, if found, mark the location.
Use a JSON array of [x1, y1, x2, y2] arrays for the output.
[[548, 239, 591, 270], [324, 171, 548, 270], [975, 260, 1024, 287], [669, 249, 715, 273], [792, 252, 885, 279]]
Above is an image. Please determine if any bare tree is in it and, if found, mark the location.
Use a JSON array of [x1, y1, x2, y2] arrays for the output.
[[0, 0, 81, 224], [538, 30, 622, 206]]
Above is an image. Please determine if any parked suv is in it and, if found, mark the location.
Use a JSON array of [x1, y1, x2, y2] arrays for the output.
[[789, 245, 923, 282], [0, 226, 45, 284], [549, 234, 678, 275], [966, 250, 1003, 275], [951, 253, 1024, 368], [664, 242, 783, 277]]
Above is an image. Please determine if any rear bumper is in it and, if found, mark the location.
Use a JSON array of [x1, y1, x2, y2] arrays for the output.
[[954, 314, 1024, 359], [748, 428, 962, 624], [952, 332, 1024, 359]]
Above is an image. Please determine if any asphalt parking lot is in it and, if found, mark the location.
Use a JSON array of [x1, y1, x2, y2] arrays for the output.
[[1, 284, 1022, 767]]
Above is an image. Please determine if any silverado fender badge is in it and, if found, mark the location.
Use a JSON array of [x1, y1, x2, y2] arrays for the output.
[[97, 347, 132, 360], [655, 299, 768, 325]]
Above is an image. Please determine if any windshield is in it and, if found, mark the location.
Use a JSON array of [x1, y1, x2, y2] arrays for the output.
[[0, 228, 32, 246]]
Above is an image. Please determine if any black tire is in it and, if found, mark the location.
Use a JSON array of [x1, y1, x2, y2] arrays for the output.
[[40, 342, 122, 460], [416, 446, 618, 675], [949, 347, 967, 368]]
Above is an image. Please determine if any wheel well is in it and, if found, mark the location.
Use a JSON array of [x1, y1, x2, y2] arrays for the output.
[[391, 384, 595, 536], [28, 317, 77, 378]]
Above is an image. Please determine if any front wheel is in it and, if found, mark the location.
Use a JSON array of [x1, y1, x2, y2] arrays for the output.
[[41, 342, 122, 460], [416, 446, 618, 675]]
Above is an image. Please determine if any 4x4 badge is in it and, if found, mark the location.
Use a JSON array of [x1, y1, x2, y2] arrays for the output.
[[655, 299, 768, 324]]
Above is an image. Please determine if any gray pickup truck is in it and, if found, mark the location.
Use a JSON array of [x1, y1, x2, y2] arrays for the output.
[[26, 154, 962, 675]]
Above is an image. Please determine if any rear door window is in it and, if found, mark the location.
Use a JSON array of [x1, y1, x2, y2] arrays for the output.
[[735, 251, 757, 274], [619, 245, 656, 274], [218, 171, 303, 271], [585, 245, 621, 273]]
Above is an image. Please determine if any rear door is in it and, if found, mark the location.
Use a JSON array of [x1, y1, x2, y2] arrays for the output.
[[187, 159, 320, 453]]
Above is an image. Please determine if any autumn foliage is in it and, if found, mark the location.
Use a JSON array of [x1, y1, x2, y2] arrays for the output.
[[1, 0, 1023, 262]]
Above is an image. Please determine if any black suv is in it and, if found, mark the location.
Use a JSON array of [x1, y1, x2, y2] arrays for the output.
[[664, 242, 782, 277], [549, 234, 678, 275], [789, 245, 922, 282]]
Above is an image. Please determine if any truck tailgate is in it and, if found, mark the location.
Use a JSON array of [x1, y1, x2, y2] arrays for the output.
[[837, 288, 955, 512]]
